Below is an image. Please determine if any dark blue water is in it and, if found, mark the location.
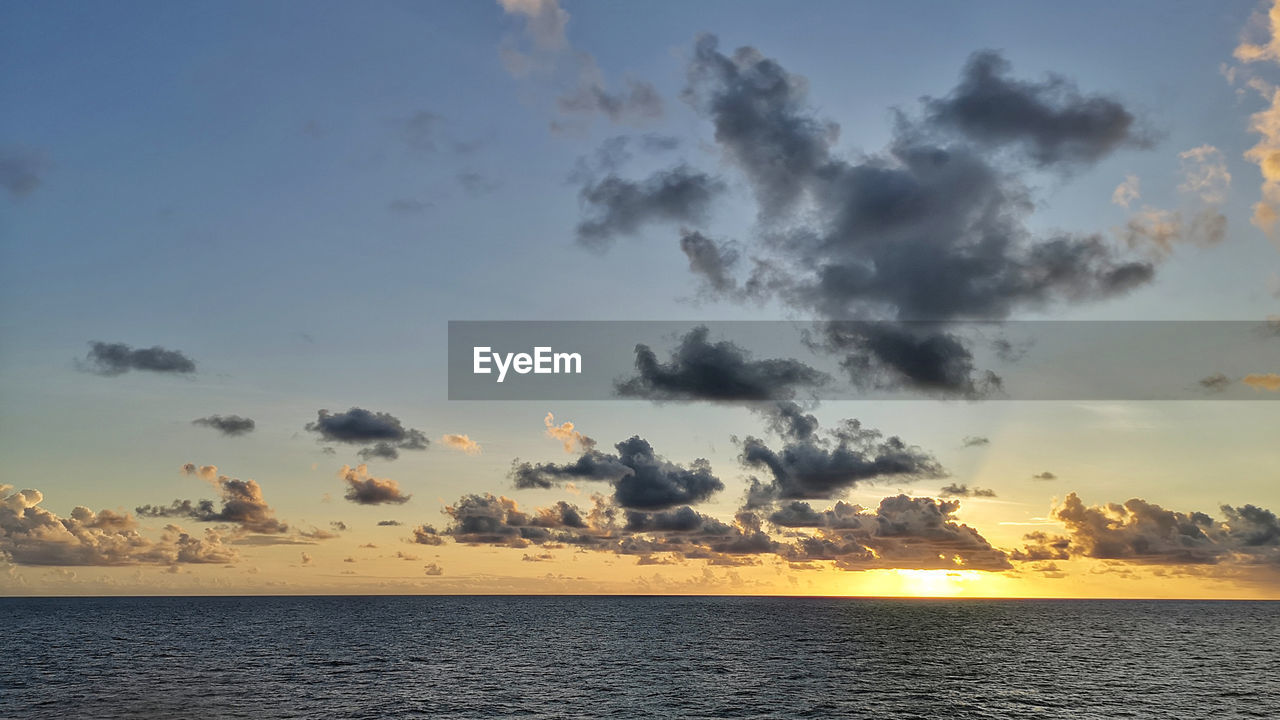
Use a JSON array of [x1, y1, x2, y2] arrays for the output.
[[1, 596, 1277, 719]]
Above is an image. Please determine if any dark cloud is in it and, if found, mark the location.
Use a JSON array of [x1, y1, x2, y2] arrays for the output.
[[432, 492, 770, 563], [614, 326, 828, 444], [577, 437, 721, 510], [624, 506, 728, 534], [1032, 471, 1058, 481], [512, 435, 724, 511], [341, 465, 411, 506], [511, 451, 631, 489], [576, 166, 725, 248], [191, 415, 255, 437], [681, 229, 788, 302], [1015, 493, 1280, 567], [616, 326, 829, 402], [377, 519, 402, 527], [418, 486, 1006, 572], [923, 50, 1151, 166], [741, 418, 943, 503], [0, 146, 47, 198], [764, 400, 820, 442], [670, 36, 1155, 397], [939, 483, 997, 498], [816, 323, 1003, 398], [305, 408, 429, 461], [1, 486, 237, 566], [778, 496, 1012, 571], [135, 470, 289, 535], [680, 230, 742, 296], [444, 494, 581, 546], [682, 35, 839, 216], [80, 341, 196, 376]]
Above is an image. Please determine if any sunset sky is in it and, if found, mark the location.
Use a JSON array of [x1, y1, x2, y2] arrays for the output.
[[2, 0, 1279, 598]]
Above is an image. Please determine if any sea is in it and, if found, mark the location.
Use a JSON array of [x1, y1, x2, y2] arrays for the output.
[[1, 596, 1277, 719]]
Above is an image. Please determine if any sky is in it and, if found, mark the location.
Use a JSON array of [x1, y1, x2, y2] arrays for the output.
[[1, 0, 1279, 598]]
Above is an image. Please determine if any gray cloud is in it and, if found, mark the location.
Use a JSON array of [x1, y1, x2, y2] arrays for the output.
[[815, 323, 1003, 398], [680, 230, 742, 296], [357, 442, 401, 461], [421, 488, 1006, 572], [777, 496, 1012, 571], [923, 50, 1151, 166], [1032, 471, 1058, 481], [80, 341, 196, 376], [192, 415, 255, 437], [511, 451, 631, 490], [1015, 493, 1280, 567], [614, 326, 828, 443], [444, 494, 576, 546], [433, 492, 769, 564], [962, 435, 991, 447], [305, 408, 429, 461], [671, 36, 1156, 397], [586, 436, 722, 510], [764, 400, 820, 442], [576, 166, 725, 248], [511, 435, 724, 511], [623, 505, 726, 533], [616, 325, 829, 402], [741, 418, 944, 503]]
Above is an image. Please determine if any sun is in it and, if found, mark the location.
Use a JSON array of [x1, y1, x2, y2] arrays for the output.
[[889, 569, 986, 597]]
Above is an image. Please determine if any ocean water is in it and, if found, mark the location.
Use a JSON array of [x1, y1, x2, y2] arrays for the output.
[[1, 596, 1277, 719]]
